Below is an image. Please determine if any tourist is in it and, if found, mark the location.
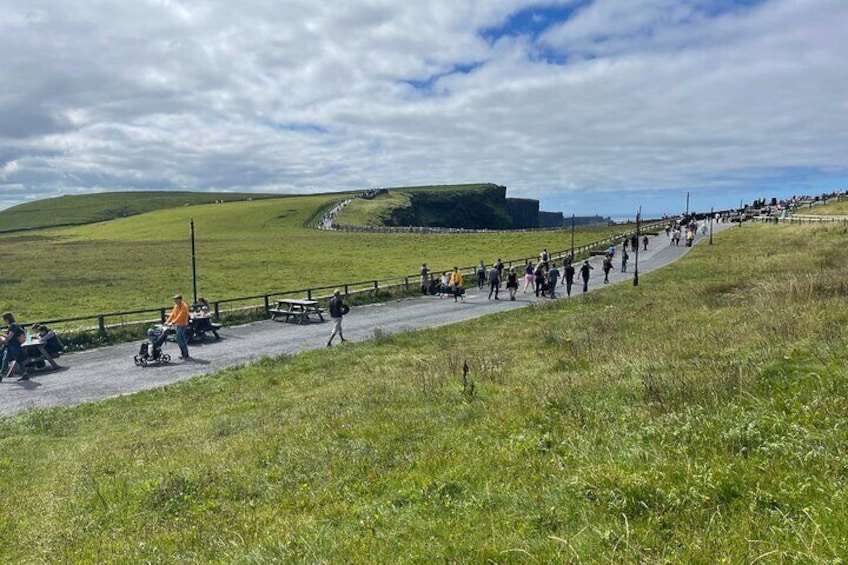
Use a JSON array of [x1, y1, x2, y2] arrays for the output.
[[642, 235, 649, 251], [621, 249, 629, 273], [602, 254, 613, 284], [420, 263, 430, 295], [165, 294, 190, 360], [579, 260, 593, 293], [488, 263, 501, 300], [547, 262, 560, 299], [450, 267, 464, 302], [505, 267, 519, 301], [326, 289, 350, 347], [534, 263, 546, 297], [564, 261, 576, 297], [523, 262, 534, 293], [1, 312, 27, 381], [476, 260, 486, 290]]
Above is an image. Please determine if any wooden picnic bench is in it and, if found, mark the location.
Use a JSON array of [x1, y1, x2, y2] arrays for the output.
[[269, 299, 325, 324], [22, 337, 61, 371]]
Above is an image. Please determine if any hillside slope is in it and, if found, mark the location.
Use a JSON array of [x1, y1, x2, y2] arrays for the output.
[[0, 191, 283, 232]]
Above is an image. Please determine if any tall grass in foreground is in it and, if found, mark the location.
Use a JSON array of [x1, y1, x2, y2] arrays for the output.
[[2, 223, 848, 562]]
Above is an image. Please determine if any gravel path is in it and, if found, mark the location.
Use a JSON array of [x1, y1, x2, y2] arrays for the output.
[[0, 223, 732, 416]]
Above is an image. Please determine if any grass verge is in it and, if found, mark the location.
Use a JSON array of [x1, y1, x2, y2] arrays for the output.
[[4, 223, 847, 561]]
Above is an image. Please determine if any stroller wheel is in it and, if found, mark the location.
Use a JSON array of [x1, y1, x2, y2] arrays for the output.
[[160, 354, 171, 363], [139, 357, 148, 367], [134, 356, 141, 366]]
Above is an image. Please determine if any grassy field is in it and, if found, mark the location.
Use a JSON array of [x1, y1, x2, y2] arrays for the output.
[[1, 222, 848, 562], [0, 195, 636, 322], [802, 198, 848, 215], [334, 191, 412, 227], [0, 191, 286, 232]]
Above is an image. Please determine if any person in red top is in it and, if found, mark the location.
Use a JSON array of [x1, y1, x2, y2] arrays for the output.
[[165, 294, 190, 359]]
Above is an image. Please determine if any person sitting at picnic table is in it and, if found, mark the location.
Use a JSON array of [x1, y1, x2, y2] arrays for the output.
[[439, 271, 451, 298], [193, 296, 211, 317], [31, 324, 64, 357], [1, 312, 28, 381], [190, 296, 220, 340]]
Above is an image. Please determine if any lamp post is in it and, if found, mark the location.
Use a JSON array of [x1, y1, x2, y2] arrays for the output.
[[633, 206, 641, 287], [709, 206, 714, 245], [739, 199, 743, 228], [190, 219, 198, 305], [570, 213, 575, 262], [685, 191, 690, 220]]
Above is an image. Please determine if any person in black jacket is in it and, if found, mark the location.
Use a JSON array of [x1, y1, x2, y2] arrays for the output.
[[579, 260, 593, 293], [563, 261, 576, 297], [327, 289, 350, 347]]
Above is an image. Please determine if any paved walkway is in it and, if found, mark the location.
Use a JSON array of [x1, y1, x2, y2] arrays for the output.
[[0, 223, 732, 416]]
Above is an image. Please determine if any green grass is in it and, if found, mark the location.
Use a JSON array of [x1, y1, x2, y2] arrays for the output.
[[803, 198, 848, 215], [2, 222, 848, 562], [0, 195, 635, 322], [0, 191, 287, 232], [335, 191, 412, 227]]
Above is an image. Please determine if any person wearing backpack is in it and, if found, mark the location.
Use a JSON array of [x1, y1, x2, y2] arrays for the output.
[[327, 289, 350, 347]]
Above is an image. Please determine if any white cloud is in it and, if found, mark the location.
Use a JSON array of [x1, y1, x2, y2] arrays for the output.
[[0, 0, 846, 214]]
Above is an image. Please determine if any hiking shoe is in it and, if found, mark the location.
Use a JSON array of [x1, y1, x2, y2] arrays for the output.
[[16, 374, 29, 381]]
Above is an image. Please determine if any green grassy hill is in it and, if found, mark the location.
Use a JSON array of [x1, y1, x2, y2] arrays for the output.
[[0, 193, 631, 321], [0, 191, 284, 232], [2, 223, 847, 561], [337, 183, 518, 229]]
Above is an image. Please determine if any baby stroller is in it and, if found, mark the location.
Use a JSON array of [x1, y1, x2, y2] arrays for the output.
[[134, 325, 174, 367]]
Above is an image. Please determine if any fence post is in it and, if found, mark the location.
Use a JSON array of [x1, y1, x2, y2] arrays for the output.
[[404, 276, 409, 289], [373, 280, 379, 292], [344, 284, 349, 296], [263, 295, 270, 312], [160, 308, 167, 323], [98, 315, 106, 336], [214, 302, 220, 320], [307, 289, 313, 300]]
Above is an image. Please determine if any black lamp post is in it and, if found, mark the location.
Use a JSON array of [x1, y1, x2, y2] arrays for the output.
[[190, 219, 198, 305], [570, 213, 575, 261], [709, 206, 714, 245], [633, 206, 641, 287]]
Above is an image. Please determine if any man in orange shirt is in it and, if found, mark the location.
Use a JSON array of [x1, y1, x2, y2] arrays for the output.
[[165, 294, 190, 359]]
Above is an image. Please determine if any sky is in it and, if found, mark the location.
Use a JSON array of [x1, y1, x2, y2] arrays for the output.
[[1, 0, 846, 218]]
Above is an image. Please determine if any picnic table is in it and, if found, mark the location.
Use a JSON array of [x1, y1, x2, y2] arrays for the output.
[[22, 337, 61, 371], [269, 299, 325, 324]]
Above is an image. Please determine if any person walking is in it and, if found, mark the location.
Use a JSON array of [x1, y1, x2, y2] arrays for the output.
[[534, 263, 546, 297], [496, 258, 505, 282], [1, 312, 28, 381], [579, 260, 593, 293], [165, 294, 191, 359], [327, 289, 350, 347], [621, 249, 629, 272], [506, 267, 518, 301], [642, 235, 649, 251], [476, 260, 486, 290], [564, 261, 576, 297], [450, 267, 464, 302], [488, 262, 501, 300], [523, 262, 534, 293], [602, 255, 613, 284], [420, 263, 430, 295], [547, 262, 560, 299]]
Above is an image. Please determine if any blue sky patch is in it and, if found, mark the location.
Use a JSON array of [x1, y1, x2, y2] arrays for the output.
[[480, 2, 588, 44], [402, 62, 482, 92]]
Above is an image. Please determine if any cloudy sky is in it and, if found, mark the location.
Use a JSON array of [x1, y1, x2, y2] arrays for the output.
[[1, 0, 846, 217]]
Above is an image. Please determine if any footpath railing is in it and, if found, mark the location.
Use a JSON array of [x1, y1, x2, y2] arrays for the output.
[[22, 221, 666, 334]]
